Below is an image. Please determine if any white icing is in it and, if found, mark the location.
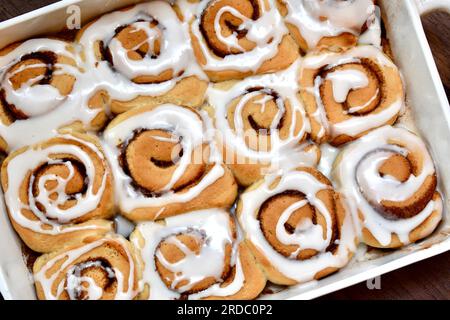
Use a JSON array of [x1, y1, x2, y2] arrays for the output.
[[132, 209, 246, 300], [333, 126, 443, 246], [207, 59, 319, 174], [189, 0, 289, 72], [282, 0, 378, 49], [239, 170, 356, 282], [34, 236, 138, 300], [76, 1, 206, 102], [3, 134, 109, 235], [0, 1, 207, 151], [66, 260, 115, 300], [317, 143, 340, 179], [332, 99, 403, 137], [0, 39, 98, 150], [358, 5, 382, 48], [301, 46, 404, 140], [326, 69, 369, 103], [102, 104, 225, 213], [175, 0, 199, 23], [2, 62, 67, 117], [275, 199, 328, 254]]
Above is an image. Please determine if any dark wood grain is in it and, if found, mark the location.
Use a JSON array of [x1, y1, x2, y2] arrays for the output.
[[0, 0, 449, 300], [422, 11, 450, 99], [0, 0, 58, 21]]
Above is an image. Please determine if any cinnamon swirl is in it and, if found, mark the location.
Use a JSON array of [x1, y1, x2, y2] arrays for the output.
[[76, 1, 208, 114], [34, 234, 141, 300], [102, 103, 238, 221], [237, 167, 356, 285], [333, 126, 443, 248], [188, 0, 299, 82], [299, 45, 405, 146], [131, 209, 266, 300], [206, 59, 320, 186], [0, 133, 114, 253], [0, 39, 108, 151]]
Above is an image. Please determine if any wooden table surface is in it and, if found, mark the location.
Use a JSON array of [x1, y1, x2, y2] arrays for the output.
[[0, 0, 449, 300]]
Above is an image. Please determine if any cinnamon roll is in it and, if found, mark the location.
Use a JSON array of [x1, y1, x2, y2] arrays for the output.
[[277, 0, 380, 53], [131, 209, 266, 300], [188, 0, 299, 82], [237, 167, 357, 285], [102, 103, 238, 221], [0, 133, 114, 253], [206, 59, 320, 186], [0, 39, 108, 151], [333, 126, 443, 248], [299, 45, 404, 146], [33, 234, 141, 300], [76, 1, 208, 114]]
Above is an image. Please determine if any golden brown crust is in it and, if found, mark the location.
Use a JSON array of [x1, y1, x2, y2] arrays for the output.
[[0, 133, 115, 253], [361, 192, 443, 248], [75, 5, 208, 113], [299, 50, 404, 146], [237, 167, 352, 285], [190, 0, 299, 82], [107, 104, 238, 221], [205, 243, 267, 300], [276, 0, 373, 53], [123, 163, 238, 221], [33, 235, 142, 300], [110, 76, 209, 114], [131, 212, 266, 300]]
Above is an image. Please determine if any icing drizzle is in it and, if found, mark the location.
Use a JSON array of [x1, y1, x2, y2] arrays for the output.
[[207, 59, 319, 174], [189, 0, 289, 72], [281, 0, 380, 49], [34, 236, 138, 300], [239, 169, 356, 282], [132, 209, 246, 300], [102, 104, 225, 213], [333, 126, 443, 246], [0, 1, 206, 151], [3, 134, 109, 235], [301, 45, 404, 140]]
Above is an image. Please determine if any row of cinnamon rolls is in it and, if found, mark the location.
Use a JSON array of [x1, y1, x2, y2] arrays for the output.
[[3, 107, 442, 300], [0, 0, 444, 300], [0, 0, 382, 152]]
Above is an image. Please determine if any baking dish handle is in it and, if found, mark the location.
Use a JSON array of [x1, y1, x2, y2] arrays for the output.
[[415, 0, 450, 15]]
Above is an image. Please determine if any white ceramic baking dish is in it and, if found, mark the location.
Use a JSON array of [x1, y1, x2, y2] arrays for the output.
[[0, 0, 449, 300]]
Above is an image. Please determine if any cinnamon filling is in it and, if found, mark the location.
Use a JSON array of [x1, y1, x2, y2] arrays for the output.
[[17, 52, 57, 86], [318, 59, 384, 119], [31, 158, 88, 216], [246, 88, 285, 134], [0, 89, 28, 121], [357, 150, 437, 220], [258, 190, 339, 260], [0, 51, 58, 122], [119, 129, 207, 197], [200, 0, 261, 58], [227, 87, 289, 151], [155, 231, 233, 296], [101, 18, 174, 84], [65, 257, 117, 300]]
